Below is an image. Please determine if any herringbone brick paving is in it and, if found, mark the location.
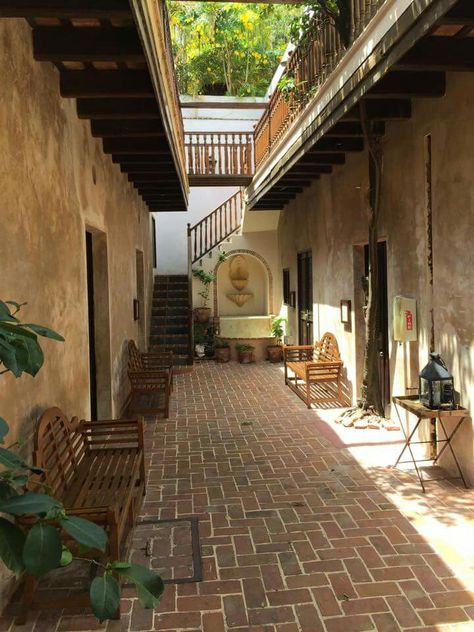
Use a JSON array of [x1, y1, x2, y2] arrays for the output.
[[2, 363, 474, 631]]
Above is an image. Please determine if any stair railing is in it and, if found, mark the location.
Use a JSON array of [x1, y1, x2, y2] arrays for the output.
[[187, 223, 194, 364], [188, 191, 243, 264]]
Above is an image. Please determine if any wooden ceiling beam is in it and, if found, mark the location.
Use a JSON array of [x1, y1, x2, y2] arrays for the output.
[[0, 0, 131, 19], [326, 121, 385, 137], [61, 70, 154, 98], [288, 165, 333, 175], [77, 98, 160, 119], [395, 37, 474, 71], [343, 99, 412, 121], [307, 137, 364, 153], [113, 154, 170, 164], [120, 164, 173, 174], [439, 0, 474, 26], [91, 119, 164, 138], [366, 70, 445, 98], [129, 175, 176, 183], [33, 27, 144, 63], [272, 187, 304, 194], [295, 153, 345, 166], [102, 138, 169, 154]]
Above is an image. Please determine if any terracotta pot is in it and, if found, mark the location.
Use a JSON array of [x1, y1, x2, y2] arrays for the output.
[[195, 307, 211, 324], [267, 345, 283, 363], [215, 347, 230, 363], [238, 351, 254, 364]]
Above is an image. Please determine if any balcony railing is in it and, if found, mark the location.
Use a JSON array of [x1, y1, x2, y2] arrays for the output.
[[185, 132, 255, 184], [254, 0, 386, 169]]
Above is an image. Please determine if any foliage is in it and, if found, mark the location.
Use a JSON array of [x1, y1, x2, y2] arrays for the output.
[[0, 302, 164, 621], [214, 338, 230, 349], [235, 343, 254, 352], [194, 322, 215, 357], [192, 268, 216, 308], [289, 0, 351, 48], [168, 1, 304, 96], [270, 316, 287, 345]]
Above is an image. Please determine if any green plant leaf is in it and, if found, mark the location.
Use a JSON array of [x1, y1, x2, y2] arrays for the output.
[[0, 481, 17, 501], [12, 334, 44, 377], [0, 491, 62, 516], [60, 516, 107, 552], [0, 517, 26, 573], [60, 546, 73, 567], [23, 523, 62, 577], [23, 324, 65, 342], [0, 417, 9, 444], [110, 561, 132, 570], [90, 574, 120, 622], [0, 336, 20, 377], [116, 564, 164, 608], [0, 447, 27, 470]]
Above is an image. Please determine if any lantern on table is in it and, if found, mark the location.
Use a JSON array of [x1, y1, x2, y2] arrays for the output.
[[419, 353, 455, 410]]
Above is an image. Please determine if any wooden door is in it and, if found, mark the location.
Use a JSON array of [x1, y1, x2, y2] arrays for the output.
[[85, 231, 98, 420], [364, 241, 390, 406], [297, 251, 313, 345]]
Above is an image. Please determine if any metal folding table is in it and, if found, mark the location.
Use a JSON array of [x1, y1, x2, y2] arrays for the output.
[[392, 395, 469, 493]]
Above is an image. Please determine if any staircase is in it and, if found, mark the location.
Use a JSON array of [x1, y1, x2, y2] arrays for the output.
[[188, 190, 243, 264], [150, 275, 192, 366]]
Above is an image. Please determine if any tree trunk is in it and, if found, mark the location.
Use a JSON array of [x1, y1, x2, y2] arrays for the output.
[[359, 101, 384, 416]]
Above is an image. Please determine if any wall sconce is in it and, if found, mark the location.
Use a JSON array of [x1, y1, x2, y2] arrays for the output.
[[133, 299, 140, 321], [340, 300, 351, 324]]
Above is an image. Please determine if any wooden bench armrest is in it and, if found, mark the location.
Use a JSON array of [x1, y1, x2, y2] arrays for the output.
[[284, 345, 315, 363], [129, 369, 171, 380], [80, 418, 144, 448], [142, 352, 174, 367], [284, 345, 314, 351]]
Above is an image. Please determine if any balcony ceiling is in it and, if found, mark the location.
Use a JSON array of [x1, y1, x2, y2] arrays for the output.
[[249, 0, 474, 211], [0, 0, 187, 212]]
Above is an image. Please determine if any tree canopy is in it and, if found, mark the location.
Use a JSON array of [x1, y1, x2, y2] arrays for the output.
[[168, 2, 304, 97]]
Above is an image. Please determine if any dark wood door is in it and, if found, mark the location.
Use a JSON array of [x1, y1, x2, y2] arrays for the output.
[[297, 251, 313, 345], [364, 241, 390, 406], [85, 231, 98, 420]]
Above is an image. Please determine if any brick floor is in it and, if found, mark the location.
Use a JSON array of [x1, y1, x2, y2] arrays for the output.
[[2, 362, 474, 631]]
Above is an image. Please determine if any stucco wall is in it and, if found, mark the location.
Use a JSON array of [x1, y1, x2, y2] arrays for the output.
[[277, 72, 474, 482], [0, 19, 153, 452]]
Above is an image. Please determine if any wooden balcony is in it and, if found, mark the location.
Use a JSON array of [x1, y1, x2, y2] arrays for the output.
[[185, 132, 255, 186], [254, 0, 387, 170]]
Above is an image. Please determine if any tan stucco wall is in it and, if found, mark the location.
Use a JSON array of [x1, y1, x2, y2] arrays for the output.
[[0, 19, 153, 457], [278, 72, 474, 482]]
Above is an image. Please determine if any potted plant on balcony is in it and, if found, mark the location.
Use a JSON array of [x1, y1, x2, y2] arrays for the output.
[[214, 338, 231, 363], [267, 316, 287, 363], [236, 343, 255, 364], [192, 267, 216, 324]]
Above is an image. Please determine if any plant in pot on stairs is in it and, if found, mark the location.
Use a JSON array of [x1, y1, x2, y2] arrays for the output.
[[267, 316, 287, 363], [192, 267, 216, 324], [236, 343, 255, 364], [214, 338, 230, 363]]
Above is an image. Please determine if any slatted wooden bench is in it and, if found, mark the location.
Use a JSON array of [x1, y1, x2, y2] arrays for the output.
[[284, 332, 343, 408], [128, 340, 173, 417], [20, 406, 146, 617]]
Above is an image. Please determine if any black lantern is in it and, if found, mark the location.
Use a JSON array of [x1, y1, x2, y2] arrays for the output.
[[419, 353, 455, 409]]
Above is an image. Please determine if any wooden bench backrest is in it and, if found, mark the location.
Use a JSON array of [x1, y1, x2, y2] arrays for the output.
[[128, 340, 143, 371], [314, 332, 341, 363], [34, 407, 85, 499]]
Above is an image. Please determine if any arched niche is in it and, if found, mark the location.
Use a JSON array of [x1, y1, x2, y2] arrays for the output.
[[213, 250, 273, 316]]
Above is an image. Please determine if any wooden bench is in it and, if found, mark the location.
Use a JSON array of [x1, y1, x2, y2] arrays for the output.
[[21, 406, 146, 617], [284, 332, 343, 408], [128, 340, 173, 417]]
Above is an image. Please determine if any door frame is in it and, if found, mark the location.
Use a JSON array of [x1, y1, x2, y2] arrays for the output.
[[297, 250, 313, 345]]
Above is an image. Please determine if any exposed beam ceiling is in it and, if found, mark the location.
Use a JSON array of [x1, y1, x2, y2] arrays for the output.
[[61, 70, 154, 98]]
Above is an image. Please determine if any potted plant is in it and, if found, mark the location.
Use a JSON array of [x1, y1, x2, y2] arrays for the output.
[[194, 323, 206, 358], [267, 316, 287, 363], [192, 268, 216, 324], [214, 338, 230, 363], [236, 343, 255, 364]]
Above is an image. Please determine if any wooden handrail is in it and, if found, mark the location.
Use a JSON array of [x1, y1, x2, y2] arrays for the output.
[[187, 223, 194, 365], [185, 133, 255, 178], [188, 191, 243, 264], [254, 0, 387, 169]]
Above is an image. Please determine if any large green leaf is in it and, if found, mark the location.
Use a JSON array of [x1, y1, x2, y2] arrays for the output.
[[23, 523, 62, 577], [12, 335, 44, 377], [0, 417, 9, 444], [0, 302, 16, 322], [90, 574, 120, 622], [23, 324, 65, 342], [0, 336, 20, 376], [0, 447, 27, 470], [116, 564, 164, 608], [60, 545, 73, 567], [0, 517, 26, 573], [0, 492, 62, 516], [0, 321, 38, 340], [60, 516, 107, 553]]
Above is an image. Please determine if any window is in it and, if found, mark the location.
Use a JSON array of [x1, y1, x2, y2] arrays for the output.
[[283, 268, 291, 305]]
